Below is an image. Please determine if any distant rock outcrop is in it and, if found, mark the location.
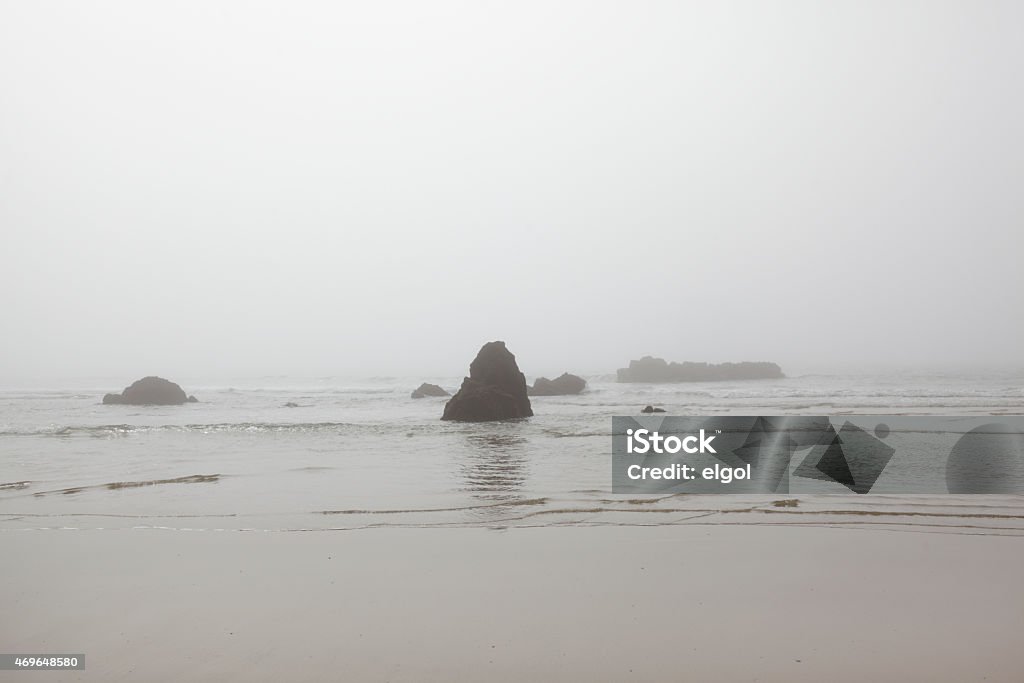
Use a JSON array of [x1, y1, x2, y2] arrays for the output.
[[617, 357, 783, 383], [641, 405, 666, 413], [529, 373, 587, 396], [411, 383, 450, 399], [441, 341, 533, 422], [103, 376, 196, 405]]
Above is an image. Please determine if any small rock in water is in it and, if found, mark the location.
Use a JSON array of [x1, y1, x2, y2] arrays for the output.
[[411, 383, 449, 399]]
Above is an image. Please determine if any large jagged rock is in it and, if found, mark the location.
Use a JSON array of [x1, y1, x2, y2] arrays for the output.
[[441, 341, 533, 422], [102, 376, 196, 405], [529, 373, 587, 396], [411, 383, 450, 399], [617, 357, 784, 382]]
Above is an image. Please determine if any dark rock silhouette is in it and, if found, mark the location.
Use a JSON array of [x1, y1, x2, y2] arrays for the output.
[[529, 373, 587, 396], [441, 341, 533, 422], [284, 402, 299, 408], [103, 377, 195, 405], [618, 356, 783, 383], [641, 405, 666, 413], [411, 383, 450, 399]]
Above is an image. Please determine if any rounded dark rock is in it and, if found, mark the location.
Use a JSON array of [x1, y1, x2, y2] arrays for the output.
[[102, 376, 194, 406]]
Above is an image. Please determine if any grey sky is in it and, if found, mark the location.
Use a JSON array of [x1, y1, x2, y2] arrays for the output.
[[2, 1, 1022, 380]]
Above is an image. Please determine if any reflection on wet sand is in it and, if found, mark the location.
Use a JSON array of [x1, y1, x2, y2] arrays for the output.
[[459, 431, 528, 506]]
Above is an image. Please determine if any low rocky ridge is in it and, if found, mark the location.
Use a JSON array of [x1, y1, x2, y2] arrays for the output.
[[617, 357, 783, 382], [411, 383, 450, 399], [528, 373, 586, 396]]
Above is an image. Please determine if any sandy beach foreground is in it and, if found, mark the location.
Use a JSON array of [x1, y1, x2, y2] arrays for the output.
[[2, 524, 1022, 682]]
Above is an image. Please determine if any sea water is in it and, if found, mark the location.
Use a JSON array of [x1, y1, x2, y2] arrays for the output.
[[2, 372, 1023, 534]]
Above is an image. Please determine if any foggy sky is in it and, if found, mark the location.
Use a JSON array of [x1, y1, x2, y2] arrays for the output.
[[2, 1, 1022, 380]]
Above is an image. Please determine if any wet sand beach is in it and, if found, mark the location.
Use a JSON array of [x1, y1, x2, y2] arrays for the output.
[[3, 521, 1023, 682]]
